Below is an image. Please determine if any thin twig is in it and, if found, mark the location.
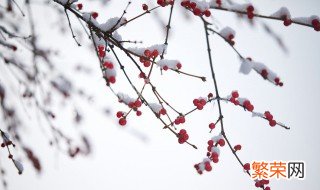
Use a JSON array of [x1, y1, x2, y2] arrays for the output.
[[202, 17, 251, 177], [64, 8, 81, 46], [210, 6, 313, 28]]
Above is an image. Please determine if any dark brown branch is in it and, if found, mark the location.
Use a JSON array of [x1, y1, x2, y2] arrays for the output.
[[64, 8, 81, 46], [202, 17, 251, 177], [210, 6, 314, 28], [160, 3, 174, 59]]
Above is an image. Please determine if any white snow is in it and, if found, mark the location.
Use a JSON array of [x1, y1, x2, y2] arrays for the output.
[[239, 59, 253, 75], [99, 17, 127, 32], [112, 31, 122, 42], [157, 59, 180, 70], [189, 0, 210, 11], [51, 76, 72, 94], [251, 111, 264, 118], [228, 3, 252, 12], [117, 93, 135, 105], [209, 0, 225, 7], [92, 33, 106, 47], [199, 162, 205, 171], [270, 7, 291, 19], [13, 160, 24, 174], [149, 103, 163, 114], [211, 146, 220, 155], [211, 133, 223, 142], [237, 97, 248, 105], [252, 61, 278, 82], [127, 44, 167, 57], [219, 26, 235, 39], [1, 132, 10, 142], [238, 59, 280, 84], [203, 158, 211, 163], [82, 12, 100, 28], [292, 15, 319, 25], [197, 97, 207, 101]]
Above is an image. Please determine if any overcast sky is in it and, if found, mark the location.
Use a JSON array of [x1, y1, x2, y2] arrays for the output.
[[2, 0, 320, 190]]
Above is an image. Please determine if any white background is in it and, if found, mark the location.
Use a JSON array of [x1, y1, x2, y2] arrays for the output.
[[2, 0, 320, 190]]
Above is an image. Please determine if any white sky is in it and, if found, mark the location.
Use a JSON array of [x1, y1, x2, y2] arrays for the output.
[[2, 0, 320, 190]]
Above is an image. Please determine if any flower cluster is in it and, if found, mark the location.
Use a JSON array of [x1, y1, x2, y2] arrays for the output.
[[181, 0, 211, 17], [194, 158, 212, 174], [116, 93, 144, 126], [194, 134, 225, 174], [102, 57, 117, 84], [141, 49, 159, 67], [264, 111, 277, 127], [228, 91, 254, 112], [178, 129, 189, 144], [174, 116, 186, 125], [116, 111, 127, 126], [193, 97, 207, 110], [157, 0, 174, 7], [234, 144, 242, 151], [128, 44, 166, 67], [254, 179, 271, 189]]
